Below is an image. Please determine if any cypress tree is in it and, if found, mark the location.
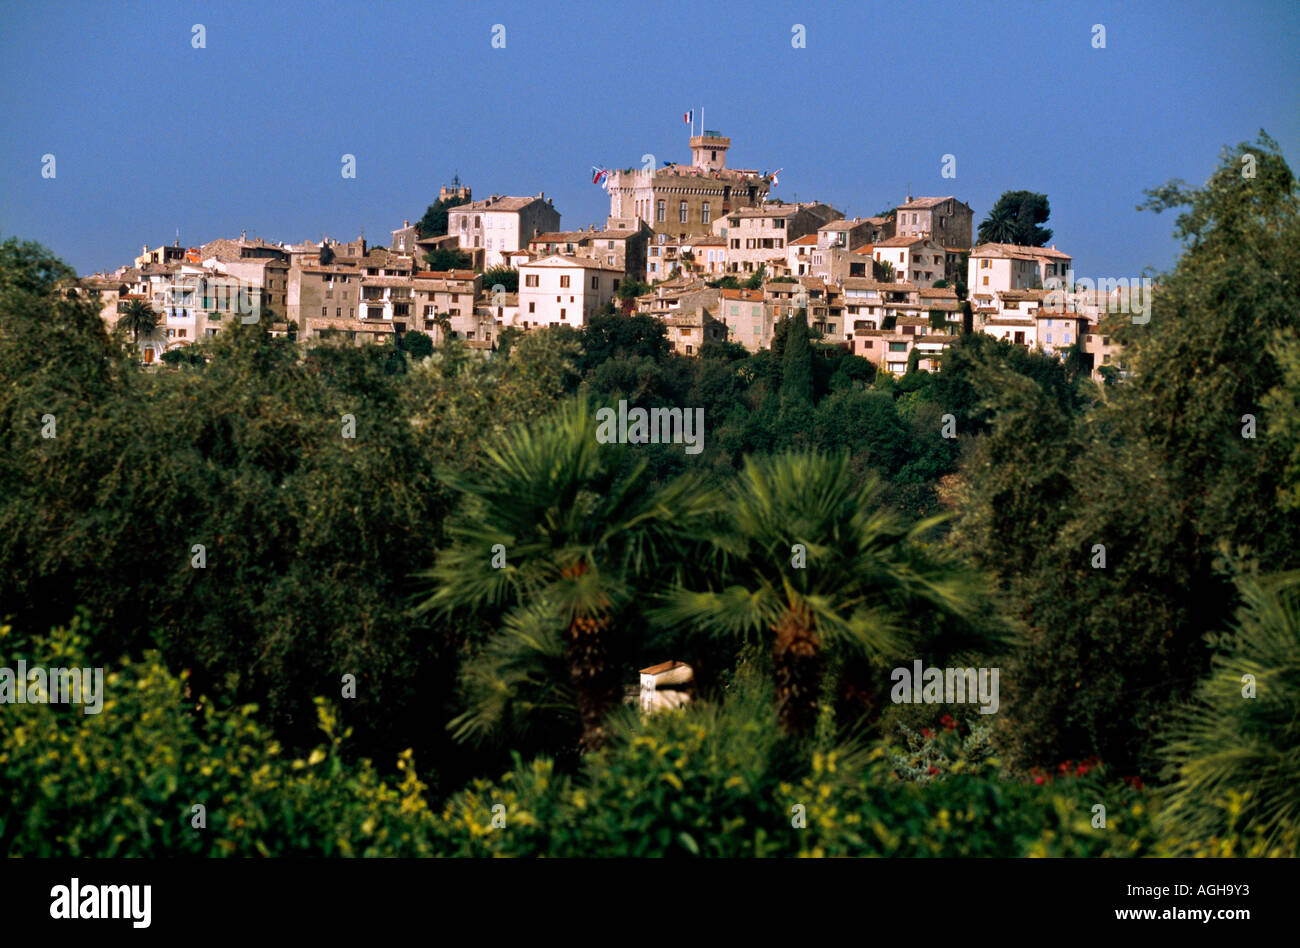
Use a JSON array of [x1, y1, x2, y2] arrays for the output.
[[780, 309, 813, 412]]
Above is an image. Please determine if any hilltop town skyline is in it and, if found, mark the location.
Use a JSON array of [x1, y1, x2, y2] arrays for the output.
[[2, 0, 1297, 280]]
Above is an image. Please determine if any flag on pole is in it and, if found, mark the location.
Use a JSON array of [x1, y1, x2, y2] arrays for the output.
[[683, 110, 693, 125], [591, 166, 608, 186], [767, 168, 783, 187]]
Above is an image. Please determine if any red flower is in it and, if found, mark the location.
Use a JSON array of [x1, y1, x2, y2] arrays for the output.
[[920, 728, 932, 739], [1034, 776, 1045, 785], [939, 714, 956, 731], [928, 766, 940, 775]]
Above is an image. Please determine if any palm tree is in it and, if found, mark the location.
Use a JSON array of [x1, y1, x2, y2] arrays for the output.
[[117, 299, 159, 345], [418, 396, 714, 752], [117, 298, 168, 362], [1159, 572, 1300, 855], [658, 451, 996, 737], [977, 205, 1019, 245]]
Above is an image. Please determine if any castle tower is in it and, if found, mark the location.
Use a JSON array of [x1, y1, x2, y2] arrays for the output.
[[690, 131, 730, 172], [440, 173, 471, 203]]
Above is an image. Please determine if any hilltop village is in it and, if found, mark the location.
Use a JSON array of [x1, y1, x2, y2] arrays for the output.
[[73, 131, 1135, 383]]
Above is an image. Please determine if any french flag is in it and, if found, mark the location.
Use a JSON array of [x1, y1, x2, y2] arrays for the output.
[[683, 110, 693, 125]]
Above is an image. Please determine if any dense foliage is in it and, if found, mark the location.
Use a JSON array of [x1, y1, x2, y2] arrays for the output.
[[1, 133, 1297, 856]]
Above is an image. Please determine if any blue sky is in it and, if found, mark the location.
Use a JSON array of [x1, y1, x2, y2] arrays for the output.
[[1, 0, 1296, 278]]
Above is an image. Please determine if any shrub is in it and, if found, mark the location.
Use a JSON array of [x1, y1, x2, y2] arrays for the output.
[[1157, 572, 1300, 856], [0, 618, 440, 856]]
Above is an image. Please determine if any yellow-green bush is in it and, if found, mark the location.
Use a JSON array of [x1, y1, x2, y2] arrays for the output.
[[1, 619, 439, 856], [5, 619, 1270, 858]]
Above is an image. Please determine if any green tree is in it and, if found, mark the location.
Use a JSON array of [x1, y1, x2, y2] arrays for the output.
[[418, 397, 712, 752], [418, 195, 471, 238], [401, 331, 434, 359], [779, 310, 813, 413], [743, 265, 766, 290], [1158, 571, 1300, 856], [424, 248, 473, 271], [117, 298, 160, 346], [874, 259, 895, 282], [658, 451, 993, 736], [957, 132, 1300, 774], [579, 312, 670, 371], [617, 279, 650, 301], [482, 265, 518, 294], [978, 191, 1052, 246]]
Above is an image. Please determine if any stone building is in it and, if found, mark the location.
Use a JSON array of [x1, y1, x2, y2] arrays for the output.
[[605, 130, 771, 242], [713, 202, 842, 276], [894, 196, 974, 250], [448, 193, 561, 268]]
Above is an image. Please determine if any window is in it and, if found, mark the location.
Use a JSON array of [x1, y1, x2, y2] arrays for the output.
[[179, 329, 186, 338], [560, 275, 570, 288], [474, 216, 481, 227], [982, 276, 989, 286], [679, 201, 688, 223], [981, 259, 990, 269], [560, 308, 566, 320], [525, 274, 539, 287], [657, 201, 666, 222], [337, 308, 341, 317], [702, 202, 710, 224], [322, 307, 327, 316], [591, 276, 598, 289], [528, 302, 536, 313]]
